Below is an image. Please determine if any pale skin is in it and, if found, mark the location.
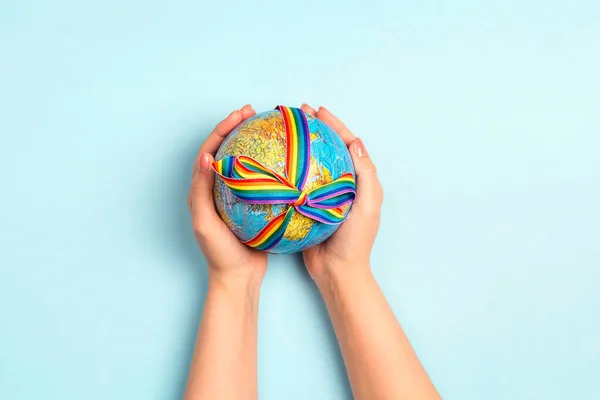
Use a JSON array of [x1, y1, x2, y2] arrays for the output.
[[185, 104, 440, 400]]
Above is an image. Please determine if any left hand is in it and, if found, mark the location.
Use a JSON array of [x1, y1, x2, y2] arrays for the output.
[[188, 105, 268, 289]]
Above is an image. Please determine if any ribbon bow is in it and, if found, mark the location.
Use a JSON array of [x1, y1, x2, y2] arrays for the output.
[[213, 106, 356, 251]]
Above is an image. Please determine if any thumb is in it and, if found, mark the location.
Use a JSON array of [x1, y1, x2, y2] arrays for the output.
[[349, 138, 383, 214], [189, 152, 220, 235]]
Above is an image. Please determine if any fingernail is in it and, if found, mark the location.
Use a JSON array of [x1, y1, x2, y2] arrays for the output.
[[318, 106, 328, 113], [198, 153, 210, 172], [353, 138, 367, 158], [242, 104, 251, 110]]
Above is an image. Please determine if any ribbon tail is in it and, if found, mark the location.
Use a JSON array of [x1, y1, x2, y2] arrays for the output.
[[295, 172, 357, 225], [243, 207, 295, 251], [304, 172, 356, 205], [212, 156, 300, 204]]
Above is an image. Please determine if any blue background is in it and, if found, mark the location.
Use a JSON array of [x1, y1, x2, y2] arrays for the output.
[[1, 1, 599, 399]]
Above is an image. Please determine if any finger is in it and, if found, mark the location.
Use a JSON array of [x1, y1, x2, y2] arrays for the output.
[[199, 109, 243, 156], [191, 109, 240, 178], [240, 104, 256, 120], [348, 138, 383, 214], [301, 103, 317, 116], [199, 105, 256, 157], [190, 105, 256, 211], [189, 152, 221, 235], [192, 106, 255, 178], [316, 106, 356, 146]]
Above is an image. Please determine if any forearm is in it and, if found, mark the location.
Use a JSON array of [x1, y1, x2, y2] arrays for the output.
[[315, 265, 439, 400], [184, 274, 262, 400]]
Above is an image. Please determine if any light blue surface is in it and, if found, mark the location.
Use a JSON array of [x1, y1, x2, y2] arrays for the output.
[[1, 1, 599, 399], [214, 110, 354, 254]]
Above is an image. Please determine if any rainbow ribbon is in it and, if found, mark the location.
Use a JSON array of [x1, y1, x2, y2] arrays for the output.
[[213, 106, 356, 251]]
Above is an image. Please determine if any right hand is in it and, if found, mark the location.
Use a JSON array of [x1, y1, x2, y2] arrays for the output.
[[300, 104, 384, 282]]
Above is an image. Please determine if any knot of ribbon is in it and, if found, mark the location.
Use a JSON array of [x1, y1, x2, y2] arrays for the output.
[[212, 106, 356, 251]]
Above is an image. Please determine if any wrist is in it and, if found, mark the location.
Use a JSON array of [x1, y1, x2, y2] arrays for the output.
[[311, 260, 372, 291], [208, 268, 263, 300]]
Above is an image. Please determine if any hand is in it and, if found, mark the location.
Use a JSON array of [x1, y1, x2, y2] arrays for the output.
[[188, 105, 268, 289], [300, 104, 384, 281]]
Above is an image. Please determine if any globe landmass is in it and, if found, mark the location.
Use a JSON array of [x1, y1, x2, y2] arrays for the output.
[[213, 109, 354, 254]]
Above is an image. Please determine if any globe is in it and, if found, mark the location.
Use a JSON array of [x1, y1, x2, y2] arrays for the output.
[[213, 108, 355, 254]]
